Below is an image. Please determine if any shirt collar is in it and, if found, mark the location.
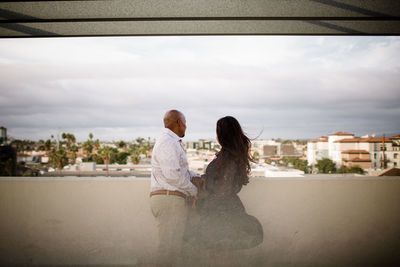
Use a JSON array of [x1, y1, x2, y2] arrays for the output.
[[163, 128, 182, 142]]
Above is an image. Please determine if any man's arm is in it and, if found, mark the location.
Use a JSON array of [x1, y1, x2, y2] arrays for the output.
[[189, 170, 200, 178]]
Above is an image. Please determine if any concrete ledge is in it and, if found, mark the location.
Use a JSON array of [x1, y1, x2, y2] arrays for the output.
[[0, 177, 399, 266]]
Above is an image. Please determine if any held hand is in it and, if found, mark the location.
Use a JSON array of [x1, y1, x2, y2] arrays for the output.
[[191, 176, 205, 191], [188, 194, 198, 210]]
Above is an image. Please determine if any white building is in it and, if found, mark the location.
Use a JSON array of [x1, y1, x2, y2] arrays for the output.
[[307, 136, 329, 165], [250, 162, 304, 178], [328, 132, 355, 166], [308, 132, 400, 171], [335, 135, 400, 170]]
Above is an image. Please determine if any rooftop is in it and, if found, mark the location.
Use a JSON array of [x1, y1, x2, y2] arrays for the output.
[[341, 150, 370, 154], [1, 176, 400, 266], [347, 158, 372, 162], [335, 137, 394, 143], [329, 131, 354, 136]]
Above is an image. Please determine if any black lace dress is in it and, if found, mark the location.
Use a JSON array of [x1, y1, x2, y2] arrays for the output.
[[184, 157, 263, 251]]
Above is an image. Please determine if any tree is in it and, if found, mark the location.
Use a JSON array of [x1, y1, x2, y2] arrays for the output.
[[44, 139, 52, 151], [348, 166, 364, 174], [283, 157, 309, 173], [337, 166, 348, 174], [62, 132, 76, 149], [82, 140, 93, 160], [99, 146, 114, 176], [337, 165, 364, 174], [49, 148, 68, 172], [94, 139, 100, 151], [116, 151, 130, 164], [70, 145, 79, 164], [130, 152, 141, 164], [253, 151, 259, 161], [118, 140, 127, 150], [316, 158, 336, 174], [136, 137, 145, 145]]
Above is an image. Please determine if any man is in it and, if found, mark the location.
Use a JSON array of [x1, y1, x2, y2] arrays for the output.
[[150, 109, 199, 267]]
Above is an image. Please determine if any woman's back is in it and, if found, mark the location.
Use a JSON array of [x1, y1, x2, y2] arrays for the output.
[[184, 116, 263, 251], [185, 154, 263, 251]]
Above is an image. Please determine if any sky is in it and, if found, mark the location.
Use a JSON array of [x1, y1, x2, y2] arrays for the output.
[[0, 36, 399, 142]]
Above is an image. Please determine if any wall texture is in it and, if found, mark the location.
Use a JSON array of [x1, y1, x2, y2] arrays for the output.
[[0, 177, 399, 266], [1, 0, 399, 37]]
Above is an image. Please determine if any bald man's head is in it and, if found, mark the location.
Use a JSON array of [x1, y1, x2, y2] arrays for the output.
[[163, 110, 187, 137]]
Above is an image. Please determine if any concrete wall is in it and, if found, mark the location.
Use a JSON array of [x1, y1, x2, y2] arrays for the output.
[[0, 177, 400, 266]]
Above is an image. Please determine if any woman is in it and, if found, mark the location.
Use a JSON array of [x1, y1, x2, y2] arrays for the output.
[[185, 116, 263, 253]]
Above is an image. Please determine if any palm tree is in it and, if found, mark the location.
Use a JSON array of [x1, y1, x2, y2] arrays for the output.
[[130, 152, 141, 165], [99, 146, 113, 176], [44, 139, 52, 154], [94, 139, 100, 151], [82, 140, 93, 161], [61, 133, 76, 148], [70, 145, 79, 164], [49, 148, 68, 174], [118, 140, 127, 151]]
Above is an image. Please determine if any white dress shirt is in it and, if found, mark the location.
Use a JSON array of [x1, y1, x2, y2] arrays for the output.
[[150, 128, 198, 196]]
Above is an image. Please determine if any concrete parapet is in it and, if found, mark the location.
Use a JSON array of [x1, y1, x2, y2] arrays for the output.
[[0, 177, 399, 266]]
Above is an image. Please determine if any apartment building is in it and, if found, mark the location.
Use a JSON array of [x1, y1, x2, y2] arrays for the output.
[[308, 132, 400, 170], [336, 135, 400, 169], [307, 136, 328, 165], [251, 139, 302, 159]]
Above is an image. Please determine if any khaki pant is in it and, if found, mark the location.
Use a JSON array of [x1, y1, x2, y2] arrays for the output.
[[150, 194, 189, 267]]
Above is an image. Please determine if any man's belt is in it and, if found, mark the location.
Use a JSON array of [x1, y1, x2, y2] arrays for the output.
[[150, 190, 187, 199]]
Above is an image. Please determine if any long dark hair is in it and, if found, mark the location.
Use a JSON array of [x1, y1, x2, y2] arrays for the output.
[[215, 116, 252, 186]]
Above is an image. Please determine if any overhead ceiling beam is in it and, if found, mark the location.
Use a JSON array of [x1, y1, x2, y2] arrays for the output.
[[0, 0, 399, 37]]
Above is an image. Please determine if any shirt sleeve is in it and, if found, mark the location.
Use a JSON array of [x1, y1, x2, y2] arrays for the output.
[[156, 140, 198, 196], [189, 170, 201, 178]]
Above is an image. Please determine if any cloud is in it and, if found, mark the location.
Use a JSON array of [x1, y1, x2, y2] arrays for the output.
[[0, 36, 399, 141]]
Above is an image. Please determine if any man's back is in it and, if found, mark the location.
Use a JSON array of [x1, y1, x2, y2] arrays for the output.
[[150, 128, 197, 196]]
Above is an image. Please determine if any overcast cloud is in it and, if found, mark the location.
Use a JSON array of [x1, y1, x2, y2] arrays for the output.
[[0, 36, 399, 142]]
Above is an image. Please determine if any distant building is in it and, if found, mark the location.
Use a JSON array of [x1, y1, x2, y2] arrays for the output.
[[252, 139, 303, 158], [185, 141, 199, 149], [184, 139, 220, 151], [281, 144, 296, 156], [307, 132, 400, 170], [80, 162, 96, 171], [307, 136, 329, 165], [335, 135, 399, 170], [341, 150, 371, 169], [263, 145, 278, 157], [328, 132, 355, 165], [252, 140, 280, 158], [0, 126, 7, 146]]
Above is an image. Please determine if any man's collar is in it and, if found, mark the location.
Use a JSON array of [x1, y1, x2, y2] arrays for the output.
[[163, 128, 181, 142]]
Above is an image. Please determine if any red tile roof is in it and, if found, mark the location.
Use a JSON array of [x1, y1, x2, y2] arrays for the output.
[[329, 131, 354, 136], [335, 137, 392, 143], [341, 150, 369, 154], [308, 138, 328, 143], [391, 134, 400, 138], [348, 158, 371, 162]]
